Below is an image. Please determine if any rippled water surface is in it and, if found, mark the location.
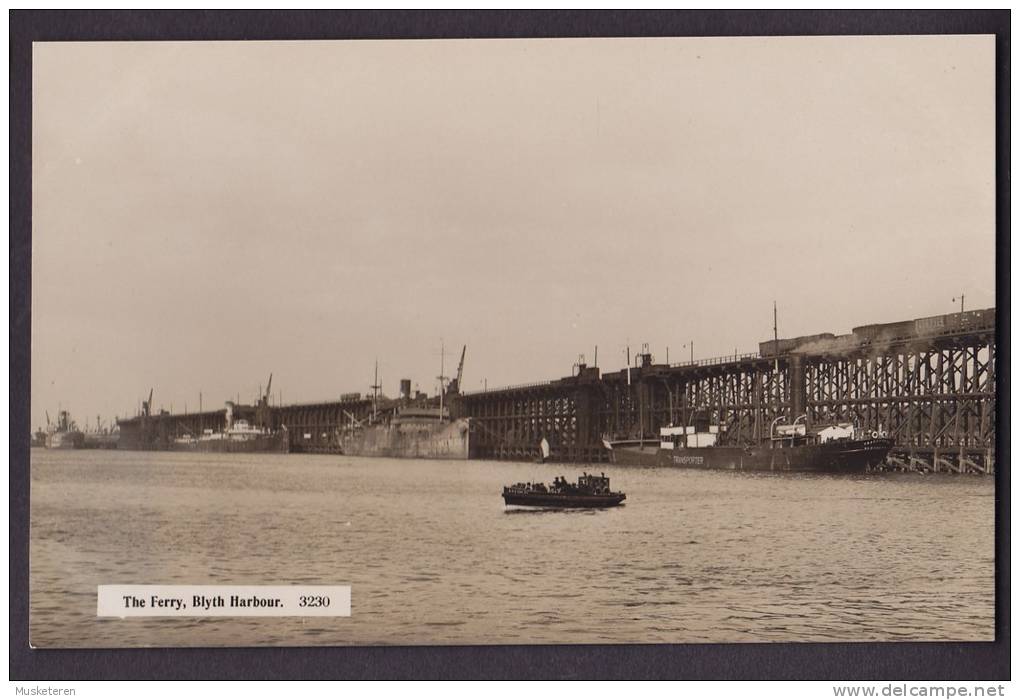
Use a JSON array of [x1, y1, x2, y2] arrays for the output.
[[30, 449, 994, 647]]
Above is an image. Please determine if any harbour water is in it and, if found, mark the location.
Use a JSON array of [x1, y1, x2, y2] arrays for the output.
[[29, 449, 994, 647]]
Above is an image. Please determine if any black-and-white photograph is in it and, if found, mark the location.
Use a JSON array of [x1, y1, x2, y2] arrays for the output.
[[26, 29, 997, 651]]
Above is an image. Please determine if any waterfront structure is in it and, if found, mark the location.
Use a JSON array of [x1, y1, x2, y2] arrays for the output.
[[114, 308, 996, 473], [458, 308, 996, 473]]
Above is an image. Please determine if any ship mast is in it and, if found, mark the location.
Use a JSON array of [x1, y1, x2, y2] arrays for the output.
[[773, 301, 780, 435], [437, 339, 446, 418], [371, 360, 381, 422]]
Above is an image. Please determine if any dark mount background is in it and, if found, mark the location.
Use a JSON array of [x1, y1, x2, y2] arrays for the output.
[[10, 9, 1010, 681]]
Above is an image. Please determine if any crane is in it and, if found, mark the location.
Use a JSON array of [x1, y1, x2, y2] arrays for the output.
[[452, 345, 467, 394]]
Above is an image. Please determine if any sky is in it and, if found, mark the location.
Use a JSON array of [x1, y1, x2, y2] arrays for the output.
[[31, 36, 996, 430]]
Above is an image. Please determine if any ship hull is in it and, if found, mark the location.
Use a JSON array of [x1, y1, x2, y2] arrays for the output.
[[339, 418, 470, 460], [45, 431, 84, 449], [610, 439, 893, 473], [171, 432, 290, 453], [82, 434, 119, 449], [503, 493, 626, 508], [116, 429, 290, 453]]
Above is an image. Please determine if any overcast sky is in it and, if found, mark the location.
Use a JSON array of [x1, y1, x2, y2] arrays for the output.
[[31, 36, 995, 430]]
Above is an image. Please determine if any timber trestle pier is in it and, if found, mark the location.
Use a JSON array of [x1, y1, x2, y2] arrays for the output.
[[459, 309, 996, 472], [118, 308, 997, 473]]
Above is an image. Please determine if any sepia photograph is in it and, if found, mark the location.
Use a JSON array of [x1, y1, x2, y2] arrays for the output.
[[21, 20, 1000, 660]]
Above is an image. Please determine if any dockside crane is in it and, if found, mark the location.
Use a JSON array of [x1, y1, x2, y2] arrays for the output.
[[437, 341, 447, 417], [448, 345, 467, 395], [255, 373, 274, 429]]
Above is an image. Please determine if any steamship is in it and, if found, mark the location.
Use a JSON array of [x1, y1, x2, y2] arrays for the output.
[[604, 306, 893, 473], [171, 416, 290, 453], [605, 415, 893, 473], [117, 380, 289, 453], [43, 410, 84, 449], [336, 347, 470, 460]]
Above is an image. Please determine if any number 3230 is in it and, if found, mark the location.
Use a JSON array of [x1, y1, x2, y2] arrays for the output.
[[298, 595, 331, 608]]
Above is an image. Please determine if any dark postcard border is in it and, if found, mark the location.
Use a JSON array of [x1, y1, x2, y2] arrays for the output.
[[9, 9, 1010, 680]]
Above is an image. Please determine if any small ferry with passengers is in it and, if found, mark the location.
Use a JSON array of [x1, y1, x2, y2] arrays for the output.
[[502, 472, 626, 508]]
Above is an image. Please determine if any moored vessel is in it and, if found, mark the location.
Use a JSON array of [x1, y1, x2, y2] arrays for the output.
[[173, 418, 290, 453], [81, 415, 119, 449], [606, 417, 892, 473], [336, 345, 471, 460], [338, 406, 470, 459], [117, 379, 290, 453], [502, 472, 626, 508], [606, 303, 893, 474], [44, 410, 84, 449]]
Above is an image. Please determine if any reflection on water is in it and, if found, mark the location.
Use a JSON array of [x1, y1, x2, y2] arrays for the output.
[[29, 450, 994, 647]]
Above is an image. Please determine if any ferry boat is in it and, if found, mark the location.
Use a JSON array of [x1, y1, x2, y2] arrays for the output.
[[605, 416, 892, 473], [502, 472, 626, 508]]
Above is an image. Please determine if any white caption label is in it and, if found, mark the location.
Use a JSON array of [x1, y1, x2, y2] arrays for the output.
[[97, 585, 351, 617]]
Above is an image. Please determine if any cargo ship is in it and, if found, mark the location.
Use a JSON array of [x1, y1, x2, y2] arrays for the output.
[[336, 347, 471, 460], [338, 406, 470, 459], [80, 415, 119, 449], [605, 304, 892, 473], [43, 410, 84, 449], [82, 430, 119, 449], [117, 380, 290, 453], [172, 418, 289, 453], [605, 417, 892, 473]]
